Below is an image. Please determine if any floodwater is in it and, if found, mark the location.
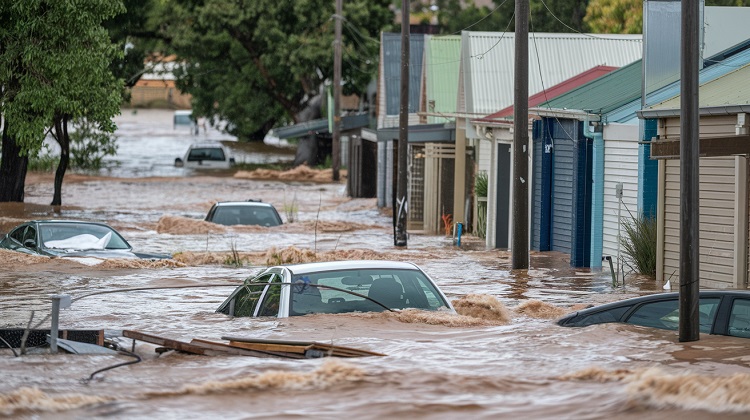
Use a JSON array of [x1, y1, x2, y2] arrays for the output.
[[1, 109, 750, 419]]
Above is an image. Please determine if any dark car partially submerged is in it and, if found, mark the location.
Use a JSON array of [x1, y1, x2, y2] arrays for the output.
[[205, 201, 283, 227], [0, 220, 171, 260], [557, 290, 750, 339]]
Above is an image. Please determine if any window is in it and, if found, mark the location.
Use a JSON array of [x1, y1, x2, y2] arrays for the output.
[[626, 298, 720, 333], [187, 147, 225, 162], [287, 269, 450, 316], [9, 226, 26, 244], [256, 275, 282, 317], [728, 299, 750, 338], [218, 273, 274, 317]]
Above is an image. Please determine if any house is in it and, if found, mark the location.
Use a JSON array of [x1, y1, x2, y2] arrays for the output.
[[471, 65, 618, 249], [637, 62, 750, 289], [455, 31, 642, 246], [529, 60, 643, 268], [376, 32, 426, 216]]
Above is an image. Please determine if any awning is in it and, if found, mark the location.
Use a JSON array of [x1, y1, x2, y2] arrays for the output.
[[272, 114, 370, 139], [376, 122, 456, 143]]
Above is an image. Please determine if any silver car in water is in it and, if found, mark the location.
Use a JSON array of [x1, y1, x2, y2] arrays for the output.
[[216, 260, 455, 317]]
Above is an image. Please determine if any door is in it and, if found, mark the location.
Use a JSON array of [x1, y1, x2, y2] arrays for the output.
[[495, 143, 511, 248]]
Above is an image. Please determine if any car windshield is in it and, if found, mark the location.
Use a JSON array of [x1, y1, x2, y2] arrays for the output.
[[290, 268, 450, 316], [39, 223, 130, 250], [187, 147, 225, 161], [210, 205, 281, 226]]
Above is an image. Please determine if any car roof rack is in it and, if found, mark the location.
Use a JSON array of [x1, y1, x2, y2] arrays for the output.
[[246, 199, 262, 202]]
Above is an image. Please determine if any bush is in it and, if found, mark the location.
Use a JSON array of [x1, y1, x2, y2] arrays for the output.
[[474, 171, 488, 198], [620, 212, 657, 277], [70, 119, 118, 171]]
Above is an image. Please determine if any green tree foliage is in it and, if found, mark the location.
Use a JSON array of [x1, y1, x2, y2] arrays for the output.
[[70, 119, 119, 171], [0, 0, 124, 203], [585, 0, 750, 35], [435, 0, 589, 34], [584, 0, 642, 34], [153, 0, 392, 141]]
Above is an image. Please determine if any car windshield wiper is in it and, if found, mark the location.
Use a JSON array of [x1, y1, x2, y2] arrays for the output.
[[240, 281, 395, 312]]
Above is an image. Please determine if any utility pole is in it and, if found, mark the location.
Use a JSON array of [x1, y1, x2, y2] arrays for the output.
[[512, 0, 529, 269], [679, 0, 700, 342], [394, 0, 409, 247], [332, 0, 342, 182]]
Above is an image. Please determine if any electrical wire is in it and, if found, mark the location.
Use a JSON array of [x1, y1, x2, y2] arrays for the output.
[[82, 348, 142, 383]]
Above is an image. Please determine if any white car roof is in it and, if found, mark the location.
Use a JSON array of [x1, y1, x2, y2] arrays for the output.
[[281, 260, 420, 275], [189, 142, 227, 149], [213, 201, 274, 208]]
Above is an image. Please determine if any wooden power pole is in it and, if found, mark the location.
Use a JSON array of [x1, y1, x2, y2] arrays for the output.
[[512, 0, 529, 269], [332, 0, 342, 182], [679, 0, 700, 342], [394, 0, 409, 247]]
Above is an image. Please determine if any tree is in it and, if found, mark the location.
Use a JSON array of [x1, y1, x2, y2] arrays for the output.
[[153, 0, 392, 147], [0, 0, 124, 204], [584, 0, 642, 34], [436, 0, 590, 34], [585, 0, 750, 35]]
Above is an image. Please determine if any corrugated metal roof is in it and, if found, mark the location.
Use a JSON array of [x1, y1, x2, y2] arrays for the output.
[[619, 45, 750, 122], [424, 35, 461, 124], [475, 65, 617, 123], [645, 48, 750, 110], [534, 60, 643, 115], [462, 31, 642, 116], [382, 33, 425, 115], [650, 62, 750, 110]]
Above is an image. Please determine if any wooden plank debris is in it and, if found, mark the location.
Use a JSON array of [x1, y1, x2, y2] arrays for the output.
[[222, 336, 386, 357], [118, 330, 384, 358]]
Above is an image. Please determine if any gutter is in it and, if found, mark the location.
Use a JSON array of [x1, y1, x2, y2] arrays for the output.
[[529, 107, 601, 121], [637, 104, 750, 119]]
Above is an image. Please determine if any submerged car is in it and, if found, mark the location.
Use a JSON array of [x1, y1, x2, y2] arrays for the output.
[[557, 290, 750, 339], [0, 220, 171, 260], [174, 142, 235, 169], [216, 260, 455, 317], [205, 200, 283, 227]]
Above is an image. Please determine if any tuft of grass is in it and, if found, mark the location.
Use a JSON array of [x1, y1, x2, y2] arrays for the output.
[[620, 211, 657, 278], [223, 240, 245, 267], [474, 171, 488, 198], [476, 200, 487, 239], [284, 192, 299, 223]]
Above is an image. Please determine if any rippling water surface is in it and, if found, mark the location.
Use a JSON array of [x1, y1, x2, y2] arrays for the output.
[[1, 109, 749, 419]]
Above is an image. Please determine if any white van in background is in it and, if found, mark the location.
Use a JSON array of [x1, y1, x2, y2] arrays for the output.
[[174, 142, 235, 169]]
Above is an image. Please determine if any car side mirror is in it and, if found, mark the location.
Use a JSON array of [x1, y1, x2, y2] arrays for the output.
[[23, 239, 36, 248], [174, 157, 184, 167], [229, 157, 236, 165]]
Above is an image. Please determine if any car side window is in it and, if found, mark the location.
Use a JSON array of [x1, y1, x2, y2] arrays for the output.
[[9, 226, 26, 244], [626, 298, 719, 333], [256, 275, 282, 317], [728, 299, 750, 338], [232, 273, 274, 317], [22, 226, 36, 247]]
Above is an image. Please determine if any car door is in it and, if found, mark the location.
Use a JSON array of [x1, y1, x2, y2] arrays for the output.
[[725, 298, 750, 338]]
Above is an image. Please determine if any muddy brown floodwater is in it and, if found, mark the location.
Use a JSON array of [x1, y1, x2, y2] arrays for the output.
[[1, 109, 750, 419]]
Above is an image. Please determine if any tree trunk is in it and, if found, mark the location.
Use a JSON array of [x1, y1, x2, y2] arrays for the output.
[[292, 93, 323, 166], [51, 116, 70, 206], [294, 135, 318, 166], [0, 122, 28, 202]]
